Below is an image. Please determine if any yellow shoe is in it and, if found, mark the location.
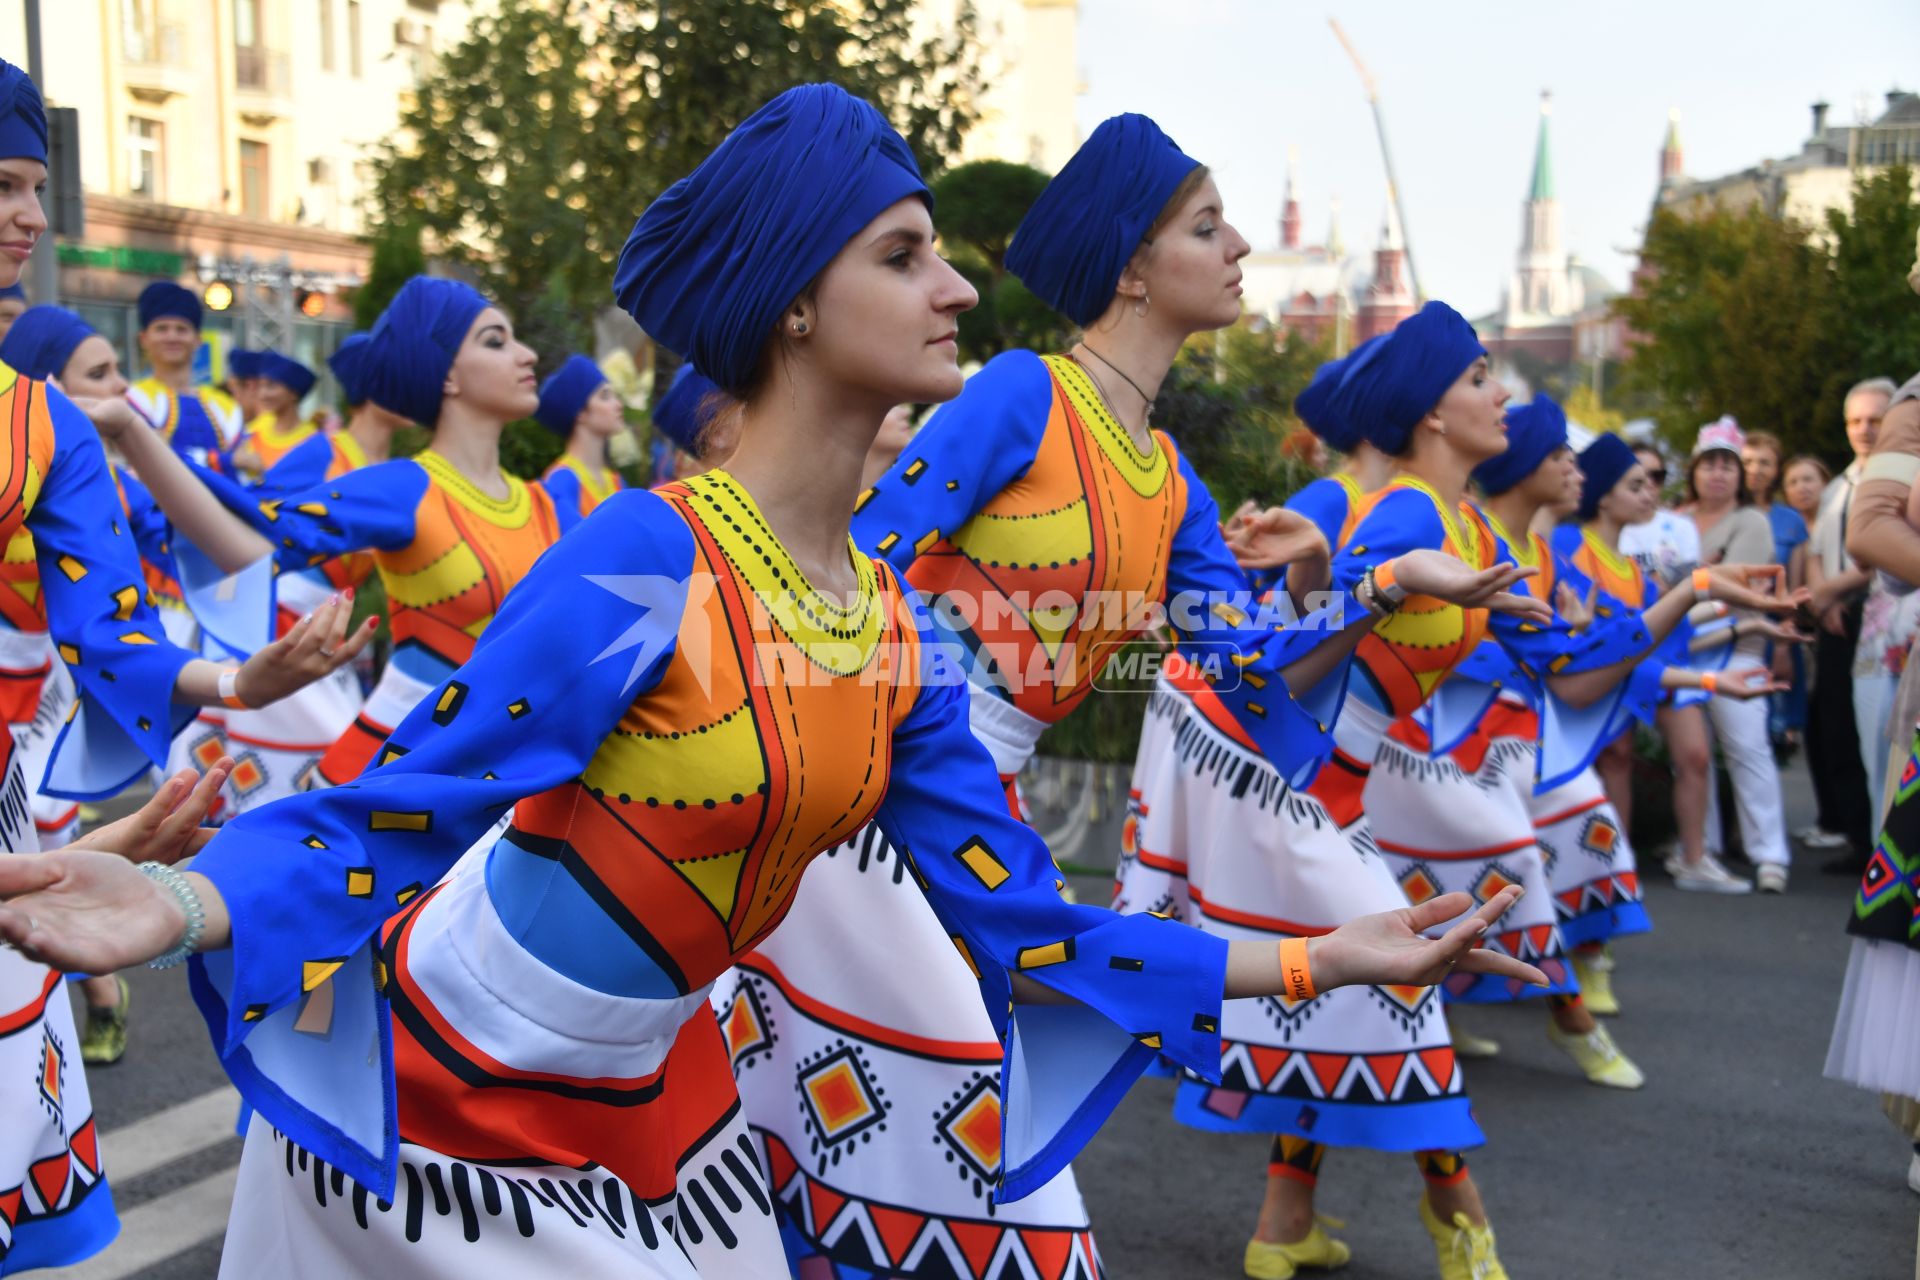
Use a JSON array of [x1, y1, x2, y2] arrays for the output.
[[1419, 1196, 1510, 1280], [1244, 1218, 1352, 1278], [1572, 950, 1620, 1016], [1546, 1020, 1644, 1089]]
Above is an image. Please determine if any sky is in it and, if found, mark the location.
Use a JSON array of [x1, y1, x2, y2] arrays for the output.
[[1076, 0, 1920, 317]]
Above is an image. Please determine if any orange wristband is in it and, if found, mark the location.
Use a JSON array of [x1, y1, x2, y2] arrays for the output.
[[1691, 566, 1713, 597], [1374, 559, 1398, 591], [217, 666, 248, 710], [1700, 671, 1718, 695], [1279, 936, 1318, 1002]]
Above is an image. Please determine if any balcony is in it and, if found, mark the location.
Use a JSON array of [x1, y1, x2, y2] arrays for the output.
[[121, 21, 194, 103], [232, 45, 294, 123]]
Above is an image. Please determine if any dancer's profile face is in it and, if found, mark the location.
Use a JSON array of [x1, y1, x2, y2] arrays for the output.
[[1522, 443, 1579, 513], [577, 381, 626, 439], [802, 197, 977, 407], [447, 307, 539, 421], [1601, 464, 1658, 526], [0, 157, 45, 291], [1428, 357, 1510, 462], [58, 336, 128, 400], [1131, 175, 1249, 334]]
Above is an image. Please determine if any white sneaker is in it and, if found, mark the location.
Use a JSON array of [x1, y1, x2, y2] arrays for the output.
[[1796, 826, 1850, 849], [1673, 854, 1754, 894], [1909, 1150, 1920, 1196], [1756, 865, 1789, 894], [1451, 1025, 1502, 1059]]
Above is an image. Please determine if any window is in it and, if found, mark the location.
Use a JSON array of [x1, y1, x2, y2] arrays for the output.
[[127, 117, 162, 200], [318, 0, 334, 72], [234, 0, 264, 86], [347, 0, 363, 78], [239, 139, 269, 219], [121, 0, 157, 61]]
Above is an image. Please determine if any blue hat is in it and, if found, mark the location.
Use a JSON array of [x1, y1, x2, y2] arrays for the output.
[[652, 363, 724, 456], [137, 281, 202, 330], [0, 304, 94, 380], [1472, 394, 1569, 497], [254, 349, 316, 398], [534, 353, 609, 434], [0, 61, 46, 165], [1327, 301, 1486, 455], [228, 348, 262, 379], [327, 333, 374, 405], [1576, 432, 1640, 520], [357, 276, 491, 425], [1293, 334, 1384, 454], [1006, 115, 1201, 328], [613, 83, 930, 395], [0, 283, 24, 303]]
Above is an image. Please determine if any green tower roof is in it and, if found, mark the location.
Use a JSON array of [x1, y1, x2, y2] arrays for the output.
[[1529, 96, 1554, 202]]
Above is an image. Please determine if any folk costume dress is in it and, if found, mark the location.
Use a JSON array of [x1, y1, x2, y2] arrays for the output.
[[1117, 477, 1626, 1151], [0, 529, 78, 849], [241, 414, 321, 476], [184, 473, 1237, 1278], [540, 455, 625, 535], [721, 349, 1341, 1279], [0, 365, 210, 1274]]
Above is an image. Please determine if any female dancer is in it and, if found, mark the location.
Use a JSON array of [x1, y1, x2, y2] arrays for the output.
[[0, 63, 367, 1270], [0, 84, 1543, 1279], [1121, 304, 1795, 1280], [1684, 419, 1794, 891], [1825, 368, 1920, 1188], [536, 353, 627, 532], [722, 114, 1542, 1280], [116, 275, 562, 789], [236, 350, 321, 475]]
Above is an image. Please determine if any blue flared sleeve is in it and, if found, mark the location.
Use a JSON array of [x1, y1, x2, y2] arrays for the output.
[[873, 599, 1226, 1203], [851, 349, 1051, 575], [235, 459, 427, 573], [32, 386, 197, 799], [115, 466, 278, 661], [540, 466, 587, 534], [1163, 450, 1351, 783], [255, 434, 339, 497], [186, 489, 696, 1198]]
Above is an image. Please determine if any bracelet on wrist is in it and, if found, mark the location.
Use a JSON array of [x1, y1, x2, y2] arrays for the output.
[[139, 861, 205, 969], [217, 665, 249, 711], [1700, 671, 1719, 696], [1691, 566, 1714, 599], [1279, 936, 1318, 1002]]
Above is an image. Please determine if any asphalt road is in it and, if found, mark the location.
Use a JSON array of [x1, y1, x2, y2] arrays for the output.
[[33, 760, 1920, 1279]]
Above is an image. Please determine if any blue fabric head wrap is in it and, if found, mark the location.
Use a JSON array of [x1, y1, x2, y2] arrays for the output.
[[1005, 114, 1201, 328], [534, 354, 609, 434], [1473, 394, 1569, 497], [357, 276, 491, 426], [1293, 334, 1384, 454], [0, 61, 46, 165], [652, 363, 724, 456], [255, 349, 316, 398], [613, 84, 930, 396], [327, 334, 374, 405], [228, 348, 261, 379], [0, 284, 24, 303], [1328, 302, 1486, 455], [1576, 432, 1640, 520], [137, 281, 202, 330], [0, 305, 94, 381]]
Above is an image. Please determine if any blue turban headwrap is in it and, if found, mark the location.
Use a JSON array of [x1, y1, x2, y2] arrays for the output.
[[613, 84, 930, 395], [534, 354, 609, 434], [255, 349, 316, 398], [327, 334, 374, 405], [1006, 114, 1201, 328], [229, 348, 261, 379], [0, 284, 24, 303], [357, 276, 491, 426], [1293, 334, 1384, 454], [652, 363, 724, 456], [1327, 301, 1486, 455], [1576, 432, 1640, 521], [138, 281, 202, 330], [1473, 394, 1569, 497], [0, 61, 46, 165], [0, 305, 94, 380]]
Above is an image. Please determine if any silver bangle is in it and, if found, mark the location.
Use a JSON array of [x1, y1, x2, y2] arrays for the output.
[[139, 860, 205, 970]]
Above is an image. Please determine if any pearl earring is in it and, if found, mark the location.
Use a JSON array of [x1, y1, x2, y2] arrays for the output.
[[1134, 291, 1150, 318]]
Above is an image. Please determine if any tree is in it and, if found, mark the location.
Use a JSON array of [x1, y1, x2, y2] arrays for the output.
[[364, 0, 988, 347], [1824, 165, 1920, 405], [353, 221, 425, 330], [929, 160, 1067, 362]]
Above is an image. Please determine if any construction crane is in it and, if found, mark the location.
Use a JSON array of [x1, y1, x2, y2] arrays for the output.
[[1328, 17, 1422, 302]]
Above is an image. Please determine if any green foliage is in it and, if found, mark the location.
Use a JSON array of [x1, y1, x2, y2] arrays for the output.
[[353, 221, 425, 330], [1614, 164, 1919, 464], [364, 0, 988, 343], [931, 160, 1069, 362], [1038, 324, 1332, 762]]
